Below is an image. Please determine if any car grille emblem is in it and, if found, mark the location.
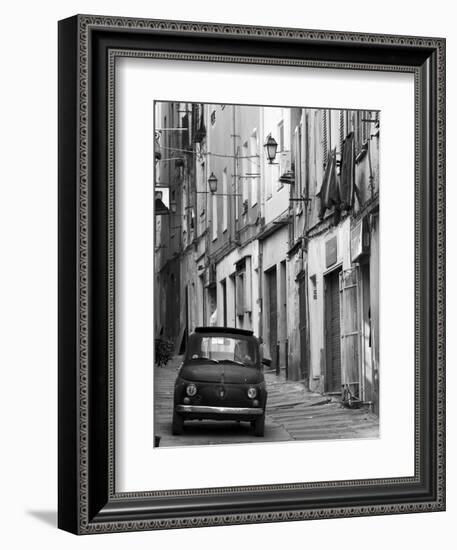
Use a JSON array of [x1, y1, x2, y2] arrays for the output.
[[218, 387, 226, 399]]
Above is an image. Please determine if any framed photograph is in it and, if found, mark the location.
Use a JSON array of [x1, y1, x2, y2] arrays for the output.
[[58, 14, 445, 534]]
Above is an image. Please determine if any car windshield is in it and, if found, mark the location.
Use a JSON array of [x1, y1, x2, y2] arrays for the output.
[[187, 335, 258, 366]]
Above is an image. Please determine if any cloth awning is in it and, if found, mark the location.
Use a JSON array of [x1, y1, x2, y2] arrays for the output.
[[155, 198, 169, 216]]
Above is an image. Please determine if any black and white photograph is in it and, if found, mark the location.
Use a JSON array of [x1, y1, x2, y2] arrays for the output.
[[0, 0, 449, 542], [153, 101, 380, 447]]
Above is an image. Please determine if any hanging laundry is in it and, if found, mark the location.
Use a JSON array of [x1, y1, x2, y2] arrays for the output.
[[317, 148, 339, 219], [340, 132, 355, 209]]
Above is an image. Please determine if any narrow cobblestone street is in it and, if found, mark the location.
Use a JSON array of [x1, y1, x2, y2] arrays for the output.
[[154, 356, 379, 447]]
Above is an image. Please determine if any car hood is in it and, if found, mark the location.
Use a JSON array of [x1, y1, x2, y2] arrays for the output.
[[180, 363, 262, 384]]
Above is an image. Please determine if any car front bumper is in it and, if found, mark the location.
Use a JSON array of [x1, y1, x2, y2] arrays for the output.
[[175, 404, 264, 417]]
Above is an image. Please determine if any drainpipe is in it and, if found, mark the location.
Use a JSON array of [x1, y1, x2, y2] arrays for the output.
[[367, 137, 374, 199], [258, 245, 263, 340], [258, 108, 265, 342], [232, 105, 239, 243], [303, 109, 312, 388]]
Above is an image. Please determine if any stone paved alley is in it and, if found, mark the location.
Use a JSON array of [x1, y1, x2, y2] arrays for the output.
[[154, 356, 379, 447]]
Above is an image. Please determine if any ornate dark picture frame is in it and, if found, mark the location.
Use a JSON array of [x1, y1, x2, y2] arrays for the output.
[[58, 14, 445, 534]]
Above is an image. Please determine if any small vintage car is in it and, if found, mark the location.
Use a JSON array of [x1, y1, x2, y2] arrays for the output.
[[172, 327, 267, 436]]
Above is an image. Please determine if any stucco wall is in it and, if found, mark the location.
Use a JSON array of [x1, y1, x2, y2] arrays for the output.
[[307, 217, 351, 391], [261, 226, 289, 363], [215, 240, 260, 336]]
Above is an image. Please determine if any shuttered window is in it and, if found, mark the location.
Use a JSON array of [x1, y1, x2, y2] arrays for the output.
[[212, 192, 218, 241], [235, 273, 244, 317], [250, 130, 259, 206], [222, 168, 228, 231], [293, 125, 301, 204], [322, 110, 329, 166]]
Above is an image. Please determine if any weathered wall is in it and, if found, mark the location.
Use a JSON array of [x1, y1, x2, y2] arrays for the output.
[[261, 226, 289, 364], [307, 217, 351, 392], [215, 240, 260, 335], [369, 212, 380, 412], [262, 107, 291, 224], [286, 250, 304, 381]]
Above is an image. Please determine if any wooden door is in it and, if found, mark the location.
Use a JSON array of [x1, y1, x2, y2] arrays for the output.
[[298, 275, 308, 380], [325, 269, 341, 392], [221, 279, 227, 327], [267, 267, 278, 361]]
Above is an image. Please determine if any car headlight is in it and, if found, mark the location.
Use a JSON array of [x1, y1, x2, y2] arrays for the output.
[[186, 383, 197, 397], [247, 387, 257, 399]]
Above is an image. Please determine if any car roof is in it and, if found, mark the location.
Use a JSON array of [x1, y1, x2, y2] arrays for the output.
[[194, 326, 254, 337]]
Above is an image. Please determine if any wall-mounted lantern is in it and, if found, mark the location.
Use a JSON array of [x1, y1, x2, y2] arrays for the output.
[[264, 134, 278, 164], [208, 172, 218, 193], [170, 200, 177, 214]]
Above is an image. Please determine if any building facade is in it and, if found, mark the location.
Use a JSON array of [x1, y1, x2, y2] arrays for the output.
[[154, 101, 380, 411]]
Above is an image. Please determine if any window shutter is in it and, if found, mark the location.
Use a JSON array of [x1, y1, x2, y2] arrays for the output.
[[362, 110, 368, 144], [322, 110, 328, 165], [293, 126, 300, 199], [244, 257, 252, 313], [236, 273, 244, 317], [339, 110, 345, 152]]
